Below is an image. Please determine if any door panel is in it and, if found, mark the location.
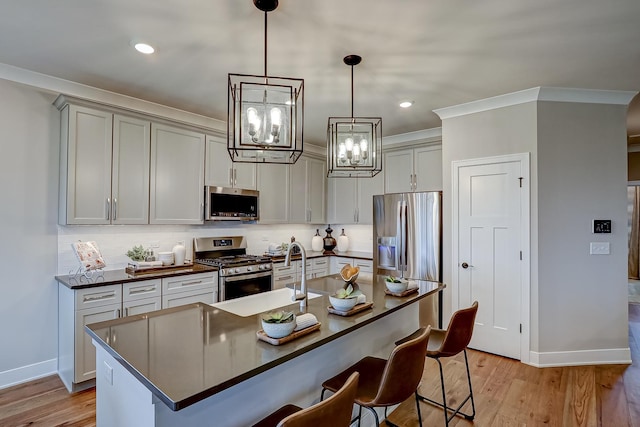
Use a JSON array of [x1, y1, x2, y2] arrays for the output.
[[458, 160, 522, 359]]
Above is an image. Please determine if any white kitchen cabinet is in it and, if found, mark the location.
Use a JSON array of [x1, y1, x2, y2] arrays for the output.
[[327, 172, 383, 224], [122, 279, 161, 316], [206, 134, 256, 189], [58, 103, 113, 225], [57, 98, 153, 225], [257, 163, 290, 223], [384, 145, 442, 193], [289, 156, 326, 224], [161, 272, 218, 305], [330, 257, 373, 275], [150, 123, 206, 224], [305, 257, 330, 279], [272, 260, 300, 289], [58, 283, 123, 391]]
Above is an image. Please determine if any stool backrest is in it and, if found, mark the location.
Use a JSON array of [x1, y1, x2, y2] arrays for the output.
[[279, 372, 359, 427], [371, 326, 431, 406], [437, 301, 478, 357]]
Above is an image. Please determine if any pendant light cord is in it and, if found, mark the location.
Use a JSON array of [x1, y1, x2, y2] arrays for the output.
[[350, 64, 354, 119], [264, 11, 268, 76]]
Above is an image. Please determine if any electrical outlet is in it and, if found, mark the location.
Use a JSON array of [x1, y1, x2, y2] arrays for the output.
[[590, 242, 610, 255], [148, 240, 160, 248], [261, 236, 269, 242], [103, 361, 113, 385]]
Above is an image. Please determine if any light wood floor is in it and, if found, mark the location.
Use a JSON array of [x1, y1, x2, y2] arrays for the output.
[[2, 305, 639, 427]]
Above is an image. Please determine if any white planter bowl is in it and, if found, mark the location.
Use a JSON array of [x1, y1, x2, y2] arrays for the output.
[[329, 295, 358, 312], [385, 279, 409, 293], [261, 317, 296, 339]]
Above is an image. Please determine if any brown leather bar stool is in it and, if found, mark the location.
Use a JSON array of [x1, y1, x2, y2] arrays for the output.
[[402, 301, 478, 427], [320, 326, 431, 427], [251, 371, 359, 427]]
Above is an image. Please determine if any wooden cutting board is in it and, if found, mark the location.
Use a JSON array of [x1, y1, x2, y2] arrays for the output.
[[256, 322, 321, 346]]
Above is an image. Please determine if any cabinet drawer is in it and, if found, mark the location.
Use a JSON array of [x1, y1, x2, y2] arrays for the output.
[[273, 262, 296, 277], [353, 259, 373, 272], [162, 289, 214, 308], [123, 297, 161, 316], [123, 279, 161, 302], [75, 285, 122, 309], [162, 273, 216, 295], [312, 258, 329, 268]]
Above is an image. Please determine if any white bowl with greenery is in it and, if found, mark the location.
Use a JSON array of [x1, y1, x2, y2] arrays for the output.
[[261, 311, 296, 339], [385, 276, 409, 293], [329, 284, 362, 312]]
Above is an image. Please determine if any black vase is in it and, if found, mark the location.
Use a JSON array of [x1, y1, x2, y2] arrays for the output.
[[323, 225, 337, 255]]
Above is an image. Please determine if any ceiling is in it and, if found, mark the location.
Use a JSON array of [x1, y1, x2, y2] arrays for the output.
[[1, 0, 640, 145]]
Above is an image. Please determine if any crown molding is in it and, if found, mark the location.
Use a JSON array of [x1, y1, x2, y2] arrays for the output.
[[0, 62, 226, 132], [383, 127, 442, 147], [434, 87, 638, 121]]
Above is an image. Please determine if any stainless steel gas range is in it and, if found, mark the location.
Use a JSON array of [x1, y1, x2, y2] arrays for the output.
[[194, 236, 272, 301]]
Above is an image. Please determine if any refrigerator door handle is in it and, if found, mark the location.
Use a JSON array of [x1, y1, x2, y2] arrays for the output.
[[397, 200, 403, 271], [401, 200, 408, 272]]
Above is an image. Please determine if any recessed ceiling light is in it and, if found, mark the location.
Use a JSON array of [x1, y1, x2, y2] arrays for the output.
[[133, 42, 155, 54], [399, 100, 414, 108]]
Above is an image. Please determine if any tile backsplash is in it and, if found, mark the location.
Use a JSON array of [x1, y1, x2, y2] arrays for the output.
[[57, 223, 373, 274]]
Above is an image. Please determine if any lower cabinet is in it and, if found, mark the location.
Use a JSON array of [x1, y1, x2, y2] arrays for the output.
[[57, 272, 217, 392], [272, 260, 299, 290], [330, 257, 374, 274], [306, 257, 330, 279]]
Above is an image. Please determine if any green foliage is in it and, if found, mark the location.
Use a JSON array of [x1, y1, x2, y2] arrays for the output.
[[126, 245, 147, 261], [262, 311, 294, 324], [335, 284, 362, 299]]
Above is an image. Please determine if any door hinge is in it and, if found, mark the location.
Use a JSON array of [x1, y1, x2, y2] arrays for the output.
[[520, 251, 522, 260], [519, 324, 522, 333], [518, 177, 523, 187]]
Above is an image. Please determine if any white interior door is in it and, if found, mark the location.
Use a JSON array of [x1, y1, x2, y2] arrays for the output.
[[453, 153, 529, 361]]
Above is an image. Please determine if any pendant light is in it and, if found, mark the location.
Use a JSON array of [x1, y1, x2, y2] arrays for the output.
[[227, 0, 304, 164], [327, 54, 382, 178]]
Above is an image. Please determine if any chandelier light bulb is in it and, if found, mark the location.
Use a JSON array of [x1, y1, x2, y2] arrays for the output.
[[247, 107, 260, 142], [360, 139, 368, 160], [352, 144, 361, 163], [345, 137, 354, 152], [270, 107, 281, 143]]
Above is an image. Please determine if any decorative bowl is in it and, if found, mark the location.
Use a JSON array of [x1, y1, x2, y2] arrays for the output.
[[329, 295, 358, 312], [157, 251, 174, 266], [385, 278, 409, 293], [261, 313, 296, 339], [340, 265, 360, 283]]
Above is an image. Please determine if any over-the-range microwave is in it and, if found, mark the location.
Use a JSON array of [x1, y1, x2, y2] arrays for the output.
[[204, 186, 259, 221]]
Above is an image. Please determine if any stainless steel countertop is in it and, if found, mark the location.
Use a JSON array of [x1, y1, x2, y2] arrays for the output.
[[85, 273, 443, 411]]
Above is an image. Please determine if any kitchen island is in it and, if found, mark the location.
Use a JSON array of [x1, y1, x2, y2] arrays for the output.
[[86, 274, 443, 427]]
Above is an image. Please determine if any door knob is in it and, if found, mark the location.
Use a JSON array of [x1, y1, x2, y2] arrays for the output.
[[461, 262, 470, 269]]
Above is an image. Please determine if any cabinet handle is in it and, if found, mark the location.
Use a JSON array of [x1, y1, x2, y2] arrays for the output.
[[279, 275, 293, 281], [233, 169, 237, 186], [124, 307, 129, 317], [113, 198, 117, 220], [106, 198, 110, 220], [115, 308, 121, 318], [84, 293, 116, 302], [130, 286, 156, 295], [229, 168, 233, 186], [181, 280, 203, 286]]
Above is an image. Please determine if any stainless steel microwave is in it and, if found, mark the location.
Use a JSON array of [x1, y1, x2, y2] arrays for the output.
[[204, 186, 259, 221]]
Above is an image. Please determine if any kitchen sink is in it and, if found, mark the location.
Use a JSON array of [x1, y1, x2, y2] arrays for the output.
[[211, 287, 323, 317]]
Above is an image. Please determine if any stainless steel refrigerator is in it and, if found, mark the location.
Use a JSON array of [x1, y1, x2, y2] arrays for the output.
[[373, 191, 442, 327]]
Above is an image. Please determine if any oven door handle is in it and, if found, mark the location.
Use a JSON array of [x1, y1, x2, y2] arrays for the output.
[[222, 270, 272, 282]]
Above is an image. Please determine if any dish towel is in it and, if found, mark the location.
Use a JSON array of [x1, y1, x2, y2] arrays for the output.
[[294, 313, 319, 331]]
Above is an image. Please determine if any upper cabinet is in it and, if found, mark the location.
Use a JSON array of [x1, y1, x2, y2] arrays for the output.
[[149, 123, 205, 224], [257, 163, 290, 223], [384, 145, 442, 193], [205, 134, 256, 190], [58, 103, 150, 225], [289, 156, 326, 224], [327, 172, 383, 224]]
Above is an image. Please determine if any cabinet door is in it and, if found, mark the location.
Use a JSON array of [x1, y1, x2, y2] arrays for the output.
[[414, 146, 443, 191], [307, 157, 326, 224], [205, 134, 257, 189], [123, 297, 161, 316], [61, 105, 113, 224], [289, 158, 307, 223], [74, 303, 120, 383], [162, 290, 214, 308], [327, 178, 357, 224], [112, 115, 150, 224], [357, 172, 384, 224], [257, 163, 290, 223], [384, 149, 414, 193], [150, 123, 205, 224]]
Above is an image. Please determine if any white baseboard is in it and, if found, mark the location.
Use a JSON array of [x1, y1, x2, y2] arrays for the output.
[[0, 358, 57, 390], [528, 347, 631, 367]]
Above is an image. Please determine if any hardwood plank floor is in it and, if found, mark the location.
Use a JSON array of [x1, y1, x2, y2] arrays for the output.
[[1, 305, 639, 427]]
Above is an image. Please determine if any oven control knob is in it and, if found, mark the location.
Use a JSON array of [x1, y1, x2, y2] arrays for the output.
[[235, 268, 240, 273], [247, 266, 253, 272]]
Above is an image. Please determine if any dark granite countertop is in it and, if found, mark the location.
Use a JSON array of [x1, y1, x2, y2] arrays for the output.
[[85, 274, 443, 411], [55, 264, 218, 289]]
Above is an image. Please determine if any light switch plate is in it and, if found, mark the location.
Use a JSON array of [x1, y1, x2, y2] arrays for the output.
[[590, 242, 610, 255]]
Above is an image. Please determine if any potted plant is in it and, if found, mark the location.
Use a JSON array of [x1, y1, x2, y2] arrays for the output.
[[329, 284, 362, 312], [261, 311, 296, 338]]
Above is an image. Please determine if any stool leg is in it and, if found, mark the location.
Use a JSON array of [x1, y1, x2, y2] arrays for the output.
[[463, 349, 476, 420], [436, 358, 449, 427]]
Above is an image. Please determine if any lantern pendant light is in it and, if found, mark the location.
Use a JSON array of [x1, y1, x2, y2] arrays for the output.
[[227, 0, 304, 164], [327, 54, 382, 178]]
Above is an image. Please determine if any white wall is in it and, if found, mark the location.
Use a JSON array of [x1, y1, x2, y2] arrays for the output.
[[0, 80, 60, 386]]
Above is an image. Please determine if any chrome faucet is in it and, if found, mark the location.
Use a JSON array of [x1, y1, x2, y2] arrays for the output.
[[285, 241, 307, 310]]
